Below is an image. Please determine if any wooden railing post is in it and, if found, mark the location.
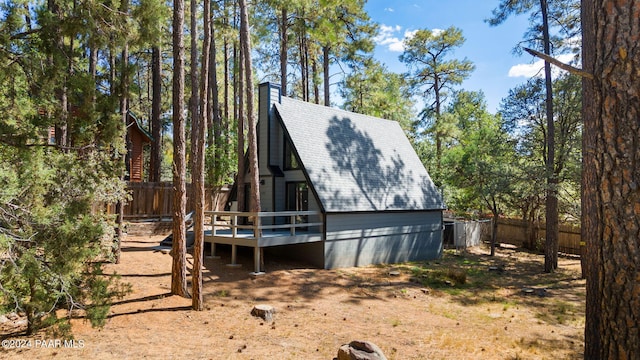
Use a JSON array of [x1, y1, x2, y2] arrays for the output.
[[290, 214, 296, 236], [232, 214, 238, 237]]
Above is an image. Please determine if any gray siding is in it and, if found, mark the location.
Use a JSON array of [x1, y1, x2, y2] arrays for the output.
[[258, 82, 283, 177], [258, 84, 270, 176], [284, 169, 307, 182], [268, 86, 282, 167], [273, 177, 285, 212], [259, 176, 273, 226], [324, 211, 443, 269]]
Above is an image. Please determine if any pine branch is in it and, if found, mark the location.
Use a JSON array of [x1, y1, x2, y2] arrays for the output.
[[523, 47, 593, 79], [9, 28, 42, 40]]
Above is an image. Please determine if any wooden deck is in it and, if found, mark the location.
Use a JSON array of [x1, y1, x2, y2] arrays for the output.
[[204, 211, 323, 274]]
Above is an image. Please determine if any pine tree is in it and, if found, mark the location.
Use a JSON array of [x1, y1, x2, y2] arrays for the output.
[[400, 26, 474, 172], [582, 0, 640, 357], [171, 0, 189, 298], [488, 0, 581, 272], [239, 0, 260, 216], [0, 0, 132, 334], [192, 0, 212, 311]]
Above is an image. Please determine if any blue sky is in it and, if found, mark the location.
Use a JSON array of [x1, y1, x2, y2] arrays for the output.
[[363, 0, 550, 113]]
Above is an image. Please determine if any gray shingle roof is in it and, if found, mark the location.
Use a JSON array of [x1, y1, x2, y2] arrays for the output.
[[274, 97, 444, 213]]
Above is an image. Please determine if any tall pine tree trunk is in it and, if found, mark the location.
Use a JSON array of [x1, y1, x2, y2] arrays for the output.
[[171, 0, 189, 298], [236, 44, 245, 213], [298, 29, 308, 101], [323, 46, 330, 106], [115, 0, 130, 264], [189, 0, 199, 176], [582, 0, 640, 357], [434, 76, 442, 172], [541, 0, 558, 273], [150, 46, 162, 182], [209, 27, 221, 185], [582, 1, 600, 355], [280, 7, 288, 96], [239, 0, 260, 215], [312, 57, 319, 104], [50, 0, 68, 149], [192, 0, 211, 311], [224, 39, 229, 123]]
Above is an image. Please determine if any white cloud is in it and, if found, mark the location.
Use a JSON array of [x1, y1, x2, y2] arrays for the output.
[[374, 25, 420, 53], [404, 29, 419, 39], [384, 7, 394, 12], [373, 25, 400, 43], [508, 53, 577, 78], [508, 62, 543, 78]]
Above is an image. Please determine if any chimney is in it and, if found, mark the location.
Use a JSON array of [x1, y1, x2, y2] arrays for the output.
[[259, 82, 281, 122], [258, 82, 282, 176]]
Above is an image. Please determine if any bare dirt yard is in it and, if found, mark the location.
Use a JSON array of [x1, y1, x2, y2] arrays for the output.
[[1, 234, 585, 359]]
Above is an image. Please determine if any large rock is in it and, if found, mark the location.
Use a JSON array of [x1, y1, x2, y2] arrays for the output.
[[337, 340, 387, 360]]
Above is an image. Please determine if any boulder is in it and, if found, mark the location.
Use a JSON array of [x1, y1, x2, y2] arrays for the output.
[[337, 340, 387, 360]]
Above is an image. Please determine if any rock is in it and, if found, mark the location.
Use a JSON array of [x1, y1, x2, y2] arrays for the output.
[[251, 304, 275, 322], [388, 270, 401, 277], [522, 287, 548, 297], [536, 288, 548, 297], [337, 340, 388, 360]]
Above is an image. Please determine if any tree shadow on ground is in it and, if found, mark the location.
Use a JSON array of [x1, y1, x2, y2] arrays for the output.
[[194, 242, 584, 318], [106, 306, 192, 319], [396, 246, 586, 323]]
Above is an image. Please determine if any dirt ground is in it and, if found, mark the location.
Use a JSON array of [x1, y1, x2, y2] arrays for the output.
[[1, 234, 585, 359]]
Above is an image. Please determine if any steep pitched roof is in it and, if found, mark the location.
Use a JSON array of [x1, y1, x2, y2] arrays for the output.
[[127, 111, 153, 143], [274, 97, 444, 213]]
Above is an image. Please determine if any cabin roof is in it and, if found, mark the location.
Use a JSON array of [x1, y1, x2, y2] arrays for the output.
[[274, 97, 444, 213], [127, 111, 153, 143]]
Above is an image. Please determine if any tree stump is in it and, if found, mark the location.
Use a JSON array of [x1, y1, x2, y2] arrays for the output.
[[251, 305, 275, 322]]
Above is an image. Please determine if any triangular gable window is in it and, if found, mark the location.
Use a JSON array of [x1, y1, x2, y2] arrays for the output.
[[284, 138, 300, 170]]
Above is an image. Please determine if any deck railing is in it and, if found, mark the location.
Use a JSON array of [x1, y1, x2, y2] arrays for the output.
[[205, 210, 323, 237], [203, 210, 323, 274]]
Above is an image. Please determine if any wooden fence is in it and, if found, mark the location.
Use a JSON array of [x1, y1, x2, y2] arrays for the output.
[[120, 182, 231, 220], [494, 218, 581, 255]]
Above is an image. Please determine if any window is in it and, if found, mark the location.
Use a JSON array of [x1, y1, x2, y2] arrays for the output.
[[284, 139, 300, 170], [286, 182, 308, 211], [286, 182, 309, 226]]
